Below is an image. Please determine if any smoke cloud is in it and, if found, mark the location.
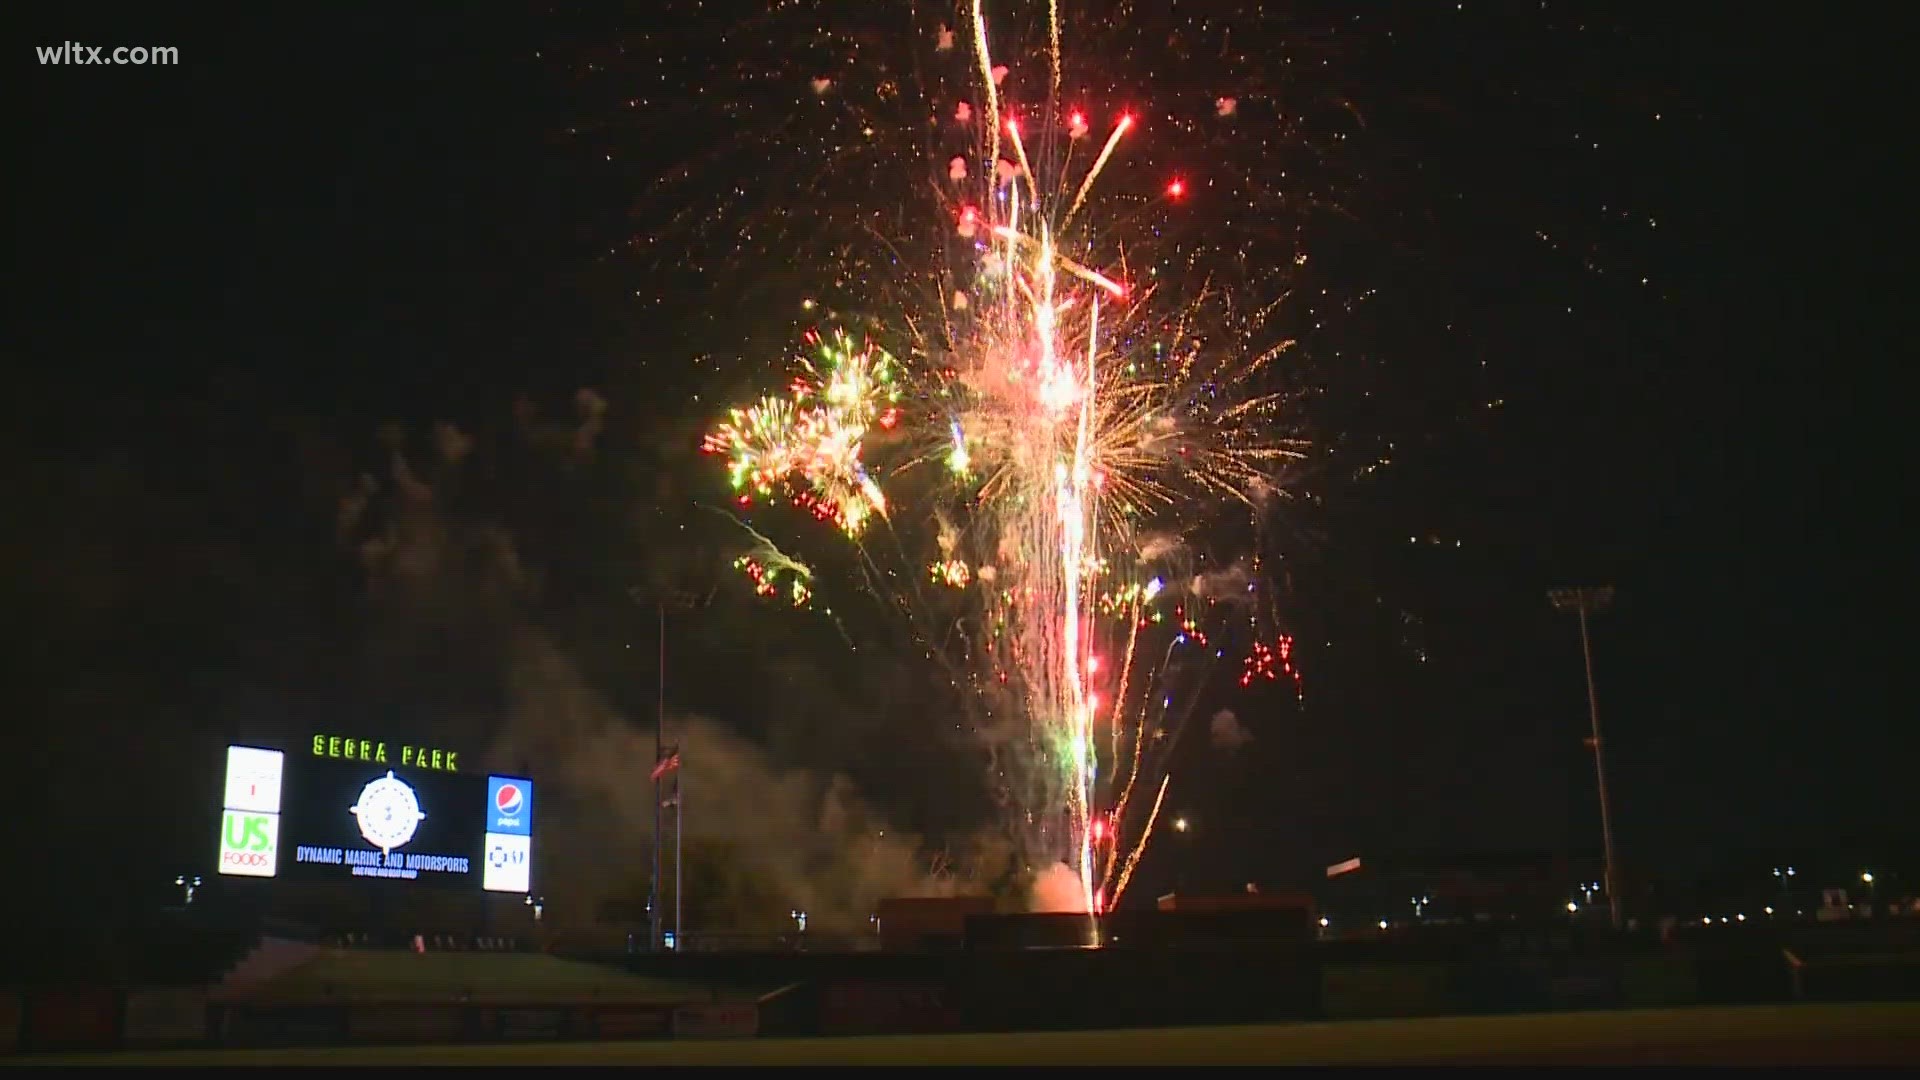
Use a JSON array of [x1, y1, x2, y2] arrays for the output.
[[1210, 708, 1253, 751], [1189, 565, 1254, 600], [486, 631, 967, 933], [342, 405, 1007, 933], [1028, 861, 1086, 913]]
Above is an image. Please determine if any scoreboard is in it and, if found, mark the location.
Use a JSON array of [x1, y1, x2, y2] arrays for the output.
[[216, 740, 534, 893]]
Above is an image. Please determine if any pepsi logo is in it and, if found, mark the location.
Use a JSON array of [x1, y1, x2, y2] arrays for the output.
[[495, 784, 524, 816]]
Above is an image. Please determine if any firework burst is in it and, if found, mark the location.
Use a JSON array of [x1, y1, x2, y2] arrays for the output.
[[697, 2, 1318, 916], [878, 1, 1317, 915], [702, 328, 903, 537]]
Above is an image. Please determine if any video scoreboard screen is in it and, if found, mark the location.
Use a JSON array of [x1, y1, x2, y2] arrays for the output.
[[217, 740, 533, 893]]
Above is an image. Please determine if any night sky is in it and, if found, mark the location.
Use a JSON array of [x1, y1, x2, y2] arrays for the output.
[[10, 3, 1904, 930]]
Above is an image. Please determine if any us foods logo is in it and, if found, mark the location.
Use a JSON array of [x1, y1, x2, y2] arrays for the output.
[[219, 810, 278, 877]]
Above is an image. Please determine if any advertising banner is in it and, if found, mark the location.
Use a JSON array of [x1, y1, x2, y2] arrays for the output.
[[482, 776, 535, 893], [223, 746, 286, 814], [219, 810, 280, 878], [218, 747, 284, 879], [281, 762, 482, 887], [485, 776, 532, 836]]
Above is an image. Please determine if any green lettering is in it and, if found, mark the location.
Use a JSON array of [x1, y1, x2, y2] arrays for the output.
[[402, 746, 414, 766], [430, 749, 443, 770], [224, 812, 270, 851], [358, 739, 371, 760], [444, 751, 458, 773], [311, 735, 324, 756], [328, 736, 341, 757], [375, 742, 388, 763]]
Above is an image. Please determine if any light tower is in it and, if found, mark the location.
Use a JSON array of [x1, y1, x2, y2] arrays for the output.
[[1550, 585, 1621, 930]]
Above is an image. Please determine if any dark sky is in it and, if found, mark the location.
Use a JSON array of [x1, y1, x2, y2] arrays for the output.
[[9, 3, 1905, 927]]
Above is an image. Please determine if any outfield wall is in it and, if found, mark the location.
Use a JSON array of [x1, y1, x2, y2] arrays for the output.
[[9, 923, 1918, 1051]]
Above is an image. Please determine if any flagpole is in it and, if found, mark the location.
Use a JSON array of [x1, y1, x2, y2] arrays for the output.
[[640, 586, 705, 953], [651, 599, 665, 952], [674, 765, 684, 950]]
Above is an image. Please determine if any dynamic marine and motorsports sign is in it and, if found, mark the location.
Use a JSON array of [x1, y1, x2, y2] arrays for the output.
[[217, 740, 533, 893]]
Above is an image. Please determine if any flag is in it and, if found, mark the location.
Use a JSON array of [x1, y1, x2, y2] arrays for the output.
[[650, 750, 681, 782]]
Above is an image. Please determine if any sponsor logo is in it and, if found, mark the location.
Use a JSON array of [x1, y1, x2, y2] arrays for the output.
[[218, 810, 278, 878], [223, 745, 285, 814], [350, 771, 426, 855], [495, 784, 523, 816], [481, 832, 532, 893], [486, 776, 533, 835]]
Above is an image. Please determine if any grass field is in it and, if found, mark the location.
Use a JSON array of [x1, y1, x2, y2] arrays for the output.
[[14, 1004, 1919, 1066], [226, 950, 749, 1006]]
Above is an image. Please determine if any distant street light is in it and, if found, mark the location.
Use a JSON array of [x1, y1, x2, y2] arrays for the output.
[[1550, 585, 1621, 931], [1773, 866, 1796, 915]]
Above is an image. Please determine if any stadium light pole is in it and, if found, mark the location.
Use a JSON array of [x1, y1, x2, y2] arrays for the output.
[[1550, 585, 1621, 930]]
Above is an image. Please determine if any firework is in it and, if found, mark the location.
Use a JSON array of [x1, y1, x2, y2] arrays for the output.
[[561, 0, 1680, 919], [703, 330, 902, 537], [878, 1, 1314, 915], [705, 2, 1314, 915]]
